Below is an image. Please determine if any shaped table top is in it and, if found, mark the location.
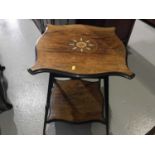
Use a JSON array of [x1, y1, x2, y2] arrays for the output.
[[28, 24, 134, 79]]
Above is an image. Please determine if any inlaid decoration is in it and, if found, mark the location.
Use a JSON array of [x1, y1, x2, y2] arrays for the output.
[[69, 37, 94, 52], [29, 24, 134, 79]]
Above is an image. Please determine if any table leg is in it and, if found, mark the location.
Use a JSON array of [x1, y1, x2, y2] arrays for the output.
[[43, 73, 54, 135], [104, 76, 109, 135]]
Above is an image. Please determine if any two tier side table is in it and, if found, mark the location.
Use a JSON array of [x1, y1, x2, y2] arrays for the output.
[[28, 24, 134, 135]]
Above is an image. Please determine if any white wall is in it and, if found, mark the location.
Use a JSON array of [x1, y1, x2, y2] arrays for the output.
[[128, 19, 155, 66]]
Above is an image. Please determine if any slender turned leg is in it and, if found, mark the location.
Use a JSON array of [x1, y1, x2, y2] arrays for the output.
[[104, 76, 109, 135], [43, 73, 54, 135]]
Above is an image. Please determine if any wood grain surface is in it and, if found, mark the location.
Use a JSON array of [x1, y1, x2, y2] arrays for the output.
[[47, 80, 103, 122], [29, 24, 134, 79]]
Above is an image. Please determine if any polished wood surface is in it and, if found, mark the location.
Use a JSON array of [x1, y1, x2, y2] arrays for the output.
[[76, 19, 135, 45], [47, 80, 103, 122], [29, 24, 134, 79], [33, 19, 135, 45]]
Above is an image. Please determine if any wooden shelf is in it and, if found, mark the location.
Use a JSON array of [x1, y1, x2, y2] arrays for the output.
[[47, 80, 104, 123]]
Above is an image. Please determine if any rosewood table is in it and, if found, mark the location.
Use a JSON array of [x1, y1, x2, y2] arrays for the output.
[[28, 24, 134, 135]]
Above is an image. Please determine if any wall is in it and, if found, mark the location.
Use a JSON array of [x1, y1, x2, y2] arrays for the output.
[[128, 19, 155, 66]]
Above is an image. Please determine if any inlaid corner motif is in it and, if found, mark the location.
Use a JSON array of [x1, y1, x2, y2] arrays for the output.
[[69, 37, 95, 52]]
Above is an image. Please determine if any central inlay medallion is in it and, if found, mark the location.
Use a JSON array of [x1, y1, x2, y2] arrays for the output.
[[69, 37, 94, 52], [76, 41, 87, 49]]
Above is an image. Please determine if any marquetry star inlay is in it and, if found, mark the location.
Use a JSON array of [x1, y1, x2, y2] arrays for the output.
[[69, 37, 94, 52]]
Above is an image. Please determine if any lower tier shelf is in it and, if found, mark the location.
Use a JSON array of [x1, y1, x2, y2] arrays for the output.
[[47, 79, 104, 123]]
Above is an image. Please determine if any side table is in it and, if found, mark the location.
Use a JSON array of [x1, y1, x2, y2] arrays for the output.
[[28, 24, 134, 135]]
